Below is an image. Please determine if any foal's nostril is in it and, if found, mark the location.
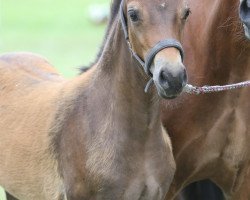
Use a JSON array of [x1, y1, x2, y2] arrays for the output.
[[160, 70, 170, 84], [182, 70, 188, 86]]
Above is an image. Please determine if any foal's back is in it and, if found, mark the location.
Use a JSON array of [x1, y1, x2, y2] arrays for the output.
[[0, 52, 66, 200]]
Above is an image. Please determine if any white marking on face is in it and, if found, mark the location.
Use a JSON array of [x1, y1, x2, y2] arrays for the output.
[[161, 2, 166, 8]]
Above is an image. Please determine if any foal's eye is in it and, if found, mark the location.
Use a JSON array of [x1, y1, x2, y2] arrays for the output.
[[128, 10, 140, 22], [183, 8, 191, 20]]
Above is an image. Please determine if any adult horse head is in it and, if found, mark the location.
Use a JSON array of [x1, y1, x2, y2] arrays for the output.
[[240, 0, 250, 39]]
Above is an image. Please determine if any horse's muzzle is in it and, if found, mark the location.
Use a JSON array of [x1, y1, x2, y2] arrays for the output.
[[152, 60, 187, 99], [240, 0, 250, 39]]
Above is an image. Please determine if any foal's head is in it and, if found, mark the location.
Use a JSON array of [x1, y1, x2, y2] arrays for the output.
[[122, 0, 190, 98], [240, 0, 250, 39]]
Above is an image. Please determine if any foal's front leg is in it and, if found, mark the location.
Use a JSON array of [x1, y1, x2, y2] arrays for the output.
[[5, 192, 18, 200]]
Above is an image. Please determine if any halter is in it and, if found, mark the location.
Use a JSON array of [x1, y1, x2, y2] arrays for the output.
[[119, 0, 184, 92], [120, 0, 250, 95]]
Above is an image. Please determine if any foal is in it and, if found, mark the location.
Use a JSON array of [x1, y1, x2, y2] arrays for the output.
[[0, 0, 190, 199]]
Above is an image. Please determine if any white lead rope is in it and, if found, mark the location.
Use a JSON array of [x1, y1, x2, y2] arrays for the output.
[[183, 81, 250, 95]]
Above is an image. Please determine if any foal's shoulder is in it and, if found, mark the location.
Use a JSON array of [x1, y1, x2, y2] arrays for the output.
[[0, 52, 64, 82]]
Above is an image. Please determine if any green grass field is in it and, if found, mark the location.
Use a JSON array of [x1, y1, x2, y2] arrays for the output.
[[0, 0, 108, 199], [0, 0, 108, 77], [0, 188, 6, 200]]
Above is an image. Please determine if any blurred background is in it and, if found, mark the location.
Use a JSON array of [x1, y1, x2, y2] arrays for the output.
[[0, 0, 109, 199], [0, 0, 109, 77]]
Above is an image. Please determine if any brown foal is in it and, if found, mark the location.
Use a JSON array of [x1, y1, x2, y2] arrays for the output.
[[0, 0, 190, 199]]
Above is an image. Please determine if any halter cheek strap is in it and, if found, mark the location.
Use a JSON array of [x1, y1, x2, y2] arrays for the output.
[[119, 0, 184, 83]]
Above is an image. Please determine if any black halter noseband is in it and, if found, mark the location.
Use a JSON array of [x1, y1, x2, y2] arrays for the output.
[[119, 0, 185, 92]]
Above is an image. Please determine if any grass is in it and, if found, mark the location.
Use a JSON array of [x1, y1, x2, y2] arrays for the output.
[[0, 187, 5, 200], [0, 0, 109, 198], [0, 0, 109, 77]]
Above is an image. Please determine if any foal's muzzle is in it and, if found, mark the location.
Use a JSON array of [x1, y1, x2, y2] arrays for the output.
[[144, 40, 187, 99], [240, 0, 250, 39], [152, 60, 187, 99]]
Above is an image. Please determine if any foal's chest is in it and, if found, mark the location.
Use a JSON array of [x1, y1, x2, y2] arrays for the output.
[[123, 158, 173, 200], [86, 133, 175, 200]]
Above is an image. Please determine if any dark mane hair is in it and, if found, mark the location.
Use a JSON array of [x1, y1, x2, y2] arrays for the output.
[[80, 0, 122, 73]]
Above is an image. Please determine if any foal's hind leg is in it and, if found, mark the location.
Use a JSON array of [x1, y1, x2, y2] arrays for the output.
[[6, 192, 19, 200]]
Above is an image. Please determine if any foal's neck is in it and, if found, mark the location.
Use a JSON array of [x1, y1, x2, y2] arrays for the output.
[[84, 17, 160, 135], [53, 17, 164, 197]]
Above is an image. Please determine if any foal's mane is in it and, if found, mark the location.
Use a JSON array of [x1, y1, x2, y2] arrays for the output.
[[80, 0, 122, 73]]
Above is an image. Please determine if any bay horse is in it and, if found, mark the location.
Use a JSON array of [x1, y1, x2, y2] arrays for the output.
[[161, 0, 250, 199], [0, 0, 191, 199]]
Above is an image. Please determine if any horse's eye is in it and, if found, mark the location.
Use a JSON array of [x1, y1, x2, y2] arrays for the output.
[[128, 10, 139, 22], [183, 8, 191, 20]]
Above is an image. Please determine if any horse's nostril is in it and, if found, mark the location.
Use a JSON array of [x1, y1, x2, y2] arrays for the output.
[[160, 70, 169, 83], [157, 68, 187, 93], [182, 70, 188, 85]]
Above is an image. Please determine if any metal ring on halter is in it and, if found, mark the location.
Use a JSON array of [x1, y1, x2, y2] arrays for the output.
[[119, 0, 185, 92]]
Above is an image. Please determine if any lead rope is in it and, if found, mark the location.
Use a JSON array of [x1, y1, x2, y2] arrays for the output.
[[183, 80, 250, 95]]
